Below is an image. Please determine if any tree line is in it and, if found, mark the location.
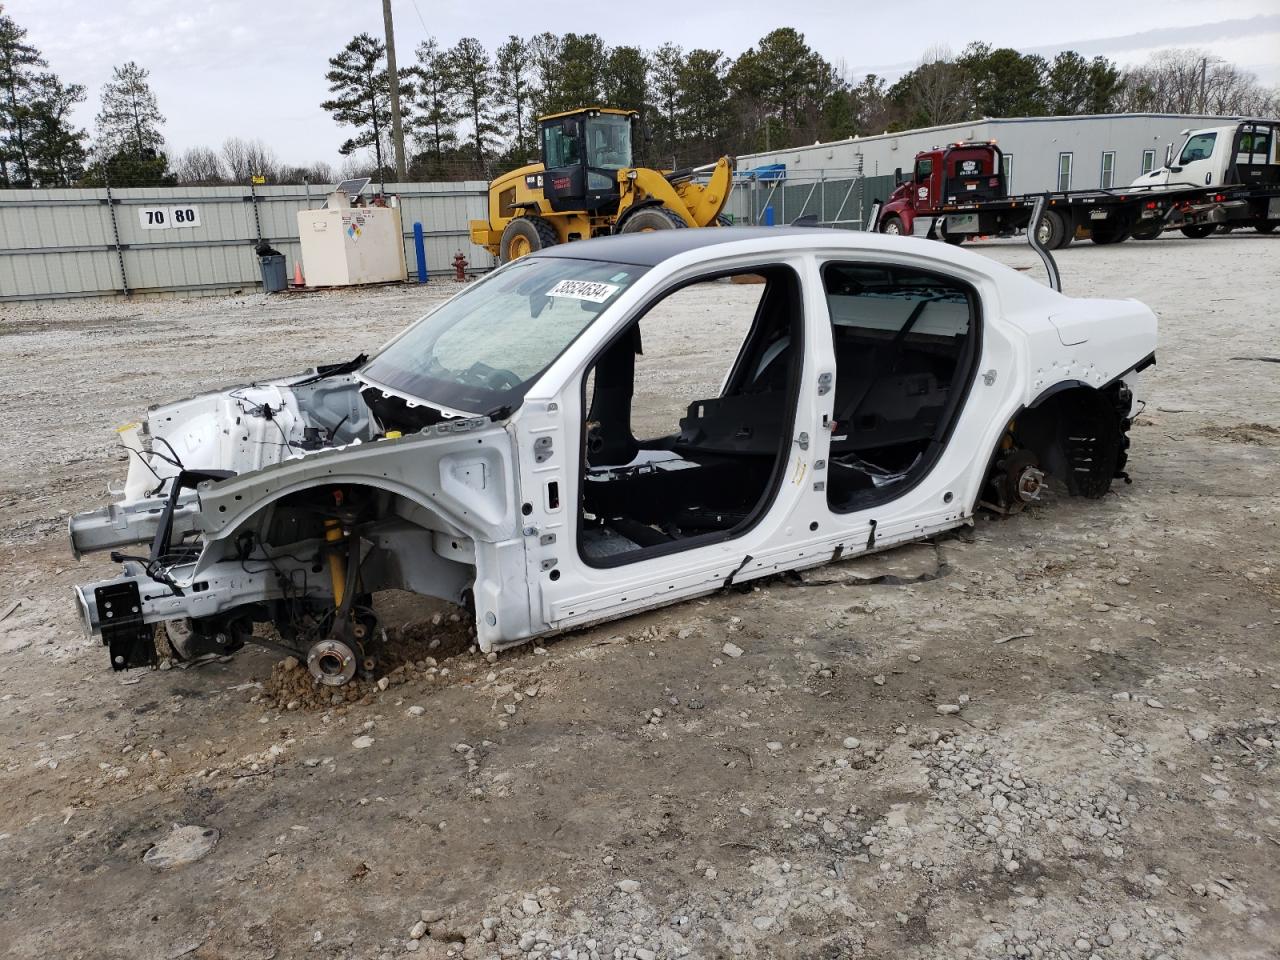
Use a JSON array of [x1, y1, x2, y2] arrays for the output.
[[321, 29, 1280, 181], [2, 4, 1277, 189]]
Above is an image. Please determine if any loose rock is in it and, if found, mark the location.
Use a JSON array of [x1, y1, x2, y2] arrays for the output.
[[142, 824, 220, 870]]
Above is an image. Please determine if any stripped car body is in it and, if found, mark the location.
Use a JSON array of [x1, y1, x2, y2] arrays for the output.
[[70, 228, 1157, 684]]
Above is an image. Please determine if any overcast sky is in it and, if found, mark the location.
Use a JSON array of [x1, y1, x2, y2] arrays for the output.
[[6, 0, 1279, 166]]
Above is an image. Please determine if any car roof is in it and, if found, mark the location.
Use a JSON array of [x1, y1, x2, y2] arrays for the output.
[[527, 224, 1068, 318], [531, 226, 835, 266]]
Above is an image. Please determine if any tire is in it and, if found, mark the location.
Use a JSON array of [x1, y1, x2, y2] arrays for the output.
[[1033, 209, 1069, 249], [1131, 221, 1163, 240], [1089, 221, 1131, 245], [938, 220, 966, 245], [499, 216, 559, 262], [1180, 224, 1215, 239], [1257, 222, 1277, 234], [880, 215, 905, 236], [618, 206, 688, 233], [715, 214, 734, 227]]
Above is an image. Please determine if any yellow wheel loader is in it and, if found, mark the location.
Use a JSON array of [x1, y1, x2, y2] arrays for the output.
[[469, 107, 735, 263]]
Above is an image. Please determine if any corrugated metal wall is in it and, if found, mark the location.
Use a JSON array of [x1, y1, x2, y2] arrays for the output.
[[0, 181, 496, 302], [2, 175, 906, 302], [736, 113, 1236, 195]]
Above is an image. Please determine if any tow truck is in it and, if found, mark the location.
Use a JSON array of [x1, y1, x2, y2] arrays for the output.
[[875, 135, 1279, 248], [1133, 119, 1280, 237]]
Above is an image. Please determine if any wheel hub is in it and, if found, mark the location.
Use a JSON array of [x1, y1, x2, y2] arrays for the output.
[[1014, 464, 1046, 503], [307, 637, 358, 686], [984, 450, 1047, 514]]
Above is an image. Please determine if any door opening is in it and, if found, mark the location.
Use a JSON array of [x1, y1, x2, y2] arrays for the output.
[[577, 265, 804, 565], [823, 262, 980, 512]]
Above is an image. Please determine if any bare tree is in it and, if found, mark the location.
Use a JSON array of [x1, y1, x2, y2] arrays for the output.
[[338, 153, 376, 180], [892, 46, 970, 127], [278, 160, 335, 184], [1118, 49, 1278, 117], [221, 137, 278, 182], [174, 145, 226, 184]]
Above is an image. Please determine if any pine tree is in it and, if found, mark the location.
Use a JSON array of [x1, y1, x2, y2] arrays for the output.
[[649, 43, 683, 161], [0, 11, 47, 186], [411, 37, 462, 175], [602, 45, 650, 164], [94, 61, 165, 160], [526, 32, 563, 121], [676, 50, 728, 155], [448, 37, 496, 167], [493, 36, 533, 161], [27, 72, 87, 185], [322, 33, 415, 179], [555, 34, 606, 112]]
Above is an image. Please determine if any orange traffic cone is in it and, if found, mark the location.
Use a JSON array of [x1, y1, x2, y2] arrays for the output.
[[292, 262, 305, 288]]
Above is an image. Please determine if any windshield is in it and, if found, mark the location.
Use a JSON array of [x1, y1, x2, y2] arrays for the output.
[[359, 257, 648, 414], [1178, 132, 1217, 164], [586, 114, 633, 170]]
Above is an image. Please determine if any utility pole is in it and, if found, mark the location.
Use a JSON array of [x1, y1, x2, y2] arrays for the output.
[[382, 0, 407, 183], [1199, 57, 1207, 114]]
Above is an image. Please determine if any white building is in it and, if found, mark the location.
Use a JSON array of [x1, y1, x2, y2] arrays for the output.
[[736, 113, 1240, 194]]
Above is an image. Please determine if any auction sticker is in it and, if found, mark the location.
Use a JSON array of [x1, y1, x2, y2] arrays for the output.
[[547, 279, 620, 303]]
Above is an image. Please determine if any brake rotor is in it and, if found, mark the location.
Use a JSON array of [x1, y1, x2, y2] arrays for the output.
[[992, 450, 1046, 513]]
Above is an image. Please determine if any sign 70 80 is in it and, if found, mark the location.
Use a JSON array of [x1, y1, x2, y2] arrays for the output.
[[138, 206, 202, 230]]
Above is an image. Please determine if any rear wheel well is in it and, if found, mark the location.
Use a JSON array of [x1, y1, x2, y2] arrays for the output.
[[1018, 384, 1130, 496], [980, 382, 1132, 511]]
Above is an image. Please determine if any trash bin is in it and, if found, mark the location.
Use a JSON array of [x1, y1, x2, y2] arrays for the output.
[[259, 253, 287, 293]]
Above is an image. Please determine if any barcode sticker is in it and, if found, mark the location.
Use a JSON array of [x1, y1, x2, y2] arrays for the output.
[[547, 279, 620, 303]]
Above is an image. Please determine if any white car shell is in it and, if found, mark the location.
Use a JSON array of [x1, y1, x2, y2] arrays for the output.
[[70, 228, 1156, 680]]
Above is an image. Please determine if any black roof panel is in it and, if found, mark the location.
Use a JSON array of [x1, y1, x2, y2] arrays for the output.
[[530, 226, 835, 266]]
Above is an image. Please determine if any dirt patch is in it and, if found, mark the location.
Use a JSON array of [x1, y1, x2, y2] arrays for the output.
[[1198, 421, 1280, 444], [1, 238, 1278, 960], [262, 604, 478, 710]]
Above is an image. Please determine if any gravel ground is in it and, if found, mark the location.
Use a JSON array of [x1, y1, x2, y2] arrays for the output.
[[0, 232, 1277, 960]]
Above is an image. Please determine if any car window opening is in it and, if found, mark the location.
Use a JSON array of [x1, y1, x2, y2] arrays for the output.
[[578, 267, 803, 565], [823, 262, 979, 512]]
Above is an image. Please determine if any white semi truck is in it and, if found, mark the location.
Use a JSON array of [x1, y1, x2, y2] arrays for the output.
[[1132, 119, 1280, 237]]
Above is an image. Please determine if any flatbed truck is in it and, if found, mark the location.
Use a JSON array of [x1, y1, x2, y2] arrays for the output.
[[874, 133, 1279, 249]]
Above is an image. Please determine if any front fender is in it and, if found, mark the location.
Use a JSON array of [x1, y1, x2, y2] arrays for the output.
[[878, 200, 913, 232]]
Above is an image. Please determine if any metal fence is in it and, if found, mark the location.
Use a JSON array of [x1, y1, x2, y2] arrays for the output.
[[721, 173, 896, 229], [1, 171, 901, 303], [0, 181, 496, 302]]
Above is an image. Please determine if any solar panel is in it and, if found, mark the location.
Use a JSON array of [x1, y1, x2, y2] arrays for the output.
[[334, 177, 371, 198]]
